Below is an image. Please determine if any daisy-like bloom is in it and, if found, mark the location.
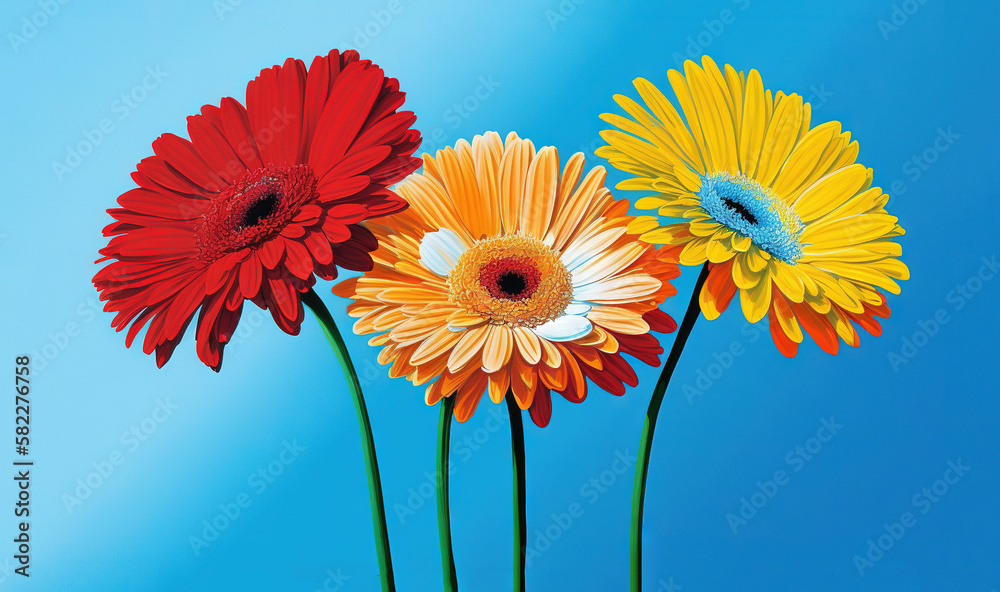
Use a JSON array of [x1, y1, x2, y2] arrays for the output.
[[93, 50, 421, 370], [334, 132, 680, 427], [598, 56, 909, 357]]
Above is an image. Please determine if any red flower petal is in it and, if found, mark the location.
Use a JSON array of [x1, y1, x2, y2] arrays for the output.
[[304, 230, 334, 265], [239, 252, 263, 299], [322, 220, 352, 244], [528, 387, 552, 428], [187, 106, 249, 184], [152, 133, 227, 193], [257, 238, 284, 270], [247, 57, 306, 165], [316, 174, 372, 203], [325, 145, 392, 182], [642, 308, 677, 333], [325, 203, 368, 224], [117, 188, 203, 220], [218, 97, 264, 170], [283, 239, 314, 279], [302, 50, 346, 148], [354, 111, 416, 152], [309, 62, 385, 178]]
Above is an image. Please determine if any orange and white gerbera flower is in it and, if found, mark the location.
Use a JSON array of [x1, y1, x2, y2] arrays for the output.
[[334, 132, 680, 426]]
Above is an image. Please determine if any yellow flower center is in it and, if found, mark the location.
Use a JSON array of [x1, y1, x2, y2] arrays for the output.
[[447, 235, 573, 327]]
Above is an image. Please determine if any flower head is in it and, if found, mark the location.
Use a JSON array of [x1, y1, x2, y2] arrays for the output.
[[335, 132, 680, 426], [93, 49, 421, 370], [598, 56, 908, 356]]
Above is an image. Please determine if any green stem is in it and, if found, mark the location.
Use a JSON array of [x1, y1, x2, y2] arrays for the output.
[[437, 395, 459, 592], [507, 393, 526, 592], [302, 288, 395, 592], [630, 263, 709, 592]]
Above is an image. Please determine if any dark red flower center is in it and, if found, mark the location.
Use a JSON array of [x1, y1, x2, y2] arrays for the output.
[[197, 164, 317, 261], [479, 256, 541, 301], [240, 191, 279, 229]]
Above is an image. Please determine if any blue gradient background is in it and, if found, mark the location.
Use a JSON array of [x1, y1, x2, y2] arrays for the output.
[[1, 1, 997, 590]]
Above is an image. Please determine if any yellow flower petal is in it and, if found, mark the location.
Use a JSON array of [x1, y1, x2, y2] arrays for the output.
[[678, 237, 710, 266], [772, 263, 805, 303], [706, 234, 736, 263], [794, 163, 871, 223], [738, 69, 766, 177], [639, 224, 689, 245], [740, 276, 772, 323]]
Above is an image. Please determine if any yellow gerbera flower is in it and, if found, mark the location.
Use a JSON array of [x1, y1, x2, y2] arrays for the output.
[[598, 56, 909, 356], [334, 132, 680, 426]]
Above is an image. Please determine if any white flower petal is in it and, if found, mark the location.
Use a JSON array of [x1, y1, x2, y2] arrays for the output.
[[559, 227, 627, 274], [563, 301, 591, 315], [419, 228, 467, 277], [573, 275, 661, 304], [533, 314, 592, 342], [570, 242, 647, 288]]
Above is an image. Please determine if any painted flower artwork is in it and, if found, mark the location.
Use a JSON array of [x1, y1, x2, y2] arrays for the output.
[[335, 131, 680, 428], [8, 3, 994, 591], [94, 50, 420, 370]]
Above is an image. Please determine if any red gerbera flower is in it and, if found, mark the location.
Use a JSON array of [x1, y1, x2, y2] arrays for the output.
[[93, 49, 421, 370]]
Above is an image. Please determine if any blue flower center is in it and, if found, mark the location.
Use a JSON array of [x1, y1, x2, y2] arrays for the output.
[[697, 172, 804, 263]]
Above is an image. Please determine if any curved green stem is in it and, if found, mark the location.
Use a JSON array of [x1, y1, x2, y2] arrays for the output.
[[302, 288, 395, 592], [437, 395, 459, 592], [507, 393, 527, 592], [630, 264, 709, 592]]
